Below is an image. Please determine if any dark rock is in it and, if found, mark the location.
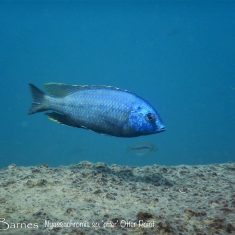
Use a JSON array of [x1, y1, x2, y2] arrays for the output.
[[1, 180, 16, 187], [33, 210, 49, 219], [226, 223, 235, 233], [225, 164, 235, 171], [21, 174, 34, 180], [52, 227, 62, 232], [103, 214, 109, 219], [66, 208, 76, 214], [106, 193, 116, 200], [31, 168, 41, 173], [220, 207, 234, 213], [137, 212, 153, 222], [81, 172, 90, 178], [160, 167, 168, 173], [0, 197, 6, 203], [231, 194, 235, 207], [117, 169, 134, 178], [142, 174, 173, 187], [157, 221, 174, 233], [5, 207, 16, 213], [184, 209, 207, 217], [208, 218, 225, 230], [94, 189, 102, 194], [95, 163, 111, 173]]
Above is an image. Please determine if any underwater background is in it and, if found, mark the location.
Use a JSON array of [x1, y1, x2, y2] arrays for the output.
[[0, 0, 234, 167]]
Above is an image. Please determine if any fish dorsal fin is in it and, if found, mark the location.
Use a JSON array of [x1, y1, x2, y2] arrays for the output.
[[44, 83, 82, 97], [44, 83, 128, 97]]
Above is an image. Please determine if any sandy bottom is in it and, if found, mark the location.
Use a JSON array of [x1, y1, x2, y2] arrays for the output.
[[0, 162, 234, 235]]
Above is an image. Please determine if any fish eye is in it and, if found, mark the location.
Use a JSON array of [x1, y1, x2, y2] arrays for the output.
[[145, 113, 156, 122]]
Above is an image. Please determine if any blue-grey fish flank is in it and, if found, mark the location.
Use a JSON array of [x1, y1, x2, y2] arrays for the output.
[[28, 83, 165, 137]]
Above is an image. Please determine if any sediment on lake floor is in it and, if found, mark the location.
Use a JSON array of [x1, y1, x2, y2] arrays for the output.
[[0, 162, 235, 235]]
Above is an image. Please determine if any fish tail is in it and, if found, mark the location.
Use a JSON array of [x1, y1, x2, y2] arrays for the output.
[[28, 83, 49, 115]]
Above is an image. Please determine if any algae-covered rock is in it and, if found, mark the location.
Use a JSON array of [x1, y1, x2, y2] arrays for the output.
[[0, 163, 234, 235]]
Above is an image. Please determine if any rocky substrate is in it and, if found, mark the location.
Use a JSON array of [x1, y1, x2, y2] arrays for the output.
[[0, 162, 234, 235]]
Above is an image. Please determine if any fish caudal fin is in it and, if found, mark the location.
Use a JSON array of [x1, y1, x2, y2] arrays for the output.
[[28, 83, 49, 115]]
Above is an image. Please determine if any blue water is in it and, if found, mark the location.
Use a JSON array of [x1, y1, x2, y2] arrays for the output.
[[0, 1, 234, 167]]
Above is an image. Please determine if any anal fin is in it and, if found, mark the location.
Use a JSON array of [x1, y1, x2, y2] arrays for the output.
[[45, 112, 78, 128]]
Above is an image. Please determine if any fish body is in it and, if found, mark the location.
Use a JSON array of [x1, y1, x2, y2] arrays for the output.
[[128, 142, 156, 156], [28, 83, 165, 137]]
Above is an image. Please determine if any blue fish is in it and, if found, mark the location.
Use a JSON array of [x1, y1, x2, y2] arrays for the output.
[[28, 83, 165, 137]]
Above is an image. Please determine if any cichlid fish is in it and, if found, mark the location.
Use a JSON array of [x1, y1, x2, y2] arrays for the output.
[[128, 142, 156, 156], [28, 83, 165, 137]]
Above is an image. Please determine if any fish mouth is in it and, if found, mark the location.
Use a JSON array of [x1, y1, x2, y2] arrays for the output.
[[157, 125, 166, 133]]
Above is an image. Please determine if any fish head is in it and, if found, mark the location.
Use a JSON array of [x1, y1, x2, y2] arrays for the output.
[[128, 103, 165, 136]]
